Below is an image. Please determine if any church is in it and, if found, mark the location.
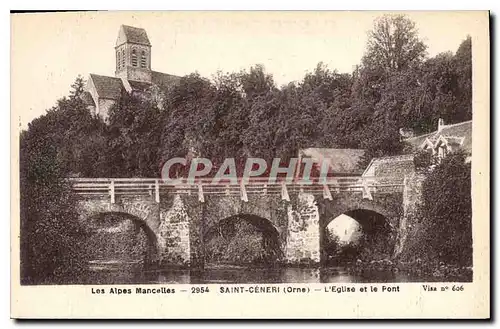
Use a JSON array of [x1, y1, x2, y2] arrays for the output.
[[81, 25, 180, 121]]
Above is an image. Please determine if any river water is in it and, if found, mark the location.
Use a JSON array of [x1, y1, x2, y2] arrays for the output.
[[81, 263, 456, 285]]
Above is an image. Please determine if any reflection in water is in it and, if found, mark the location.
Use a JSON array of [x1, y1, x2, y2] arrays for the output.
[[79, 263, 455, 285]]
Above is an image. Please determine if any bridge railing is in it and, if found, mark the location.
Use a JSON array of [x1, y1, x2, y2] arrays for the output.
[[67, 176, 405, 203]]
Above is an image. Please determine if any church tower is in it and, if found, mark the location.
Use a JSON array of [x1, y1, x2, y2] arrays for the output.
[[115, 25, 152, 83], [83, 25, 180, 122]]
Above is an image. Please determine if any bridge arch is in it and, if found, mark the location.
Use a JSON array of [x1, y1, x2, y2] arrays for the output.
[[82, 209, 160, 264], [321, 199, 398, 227], [204, 213, 283, 264], [89, 211, 158, 243], [320, 199, 398, 264]]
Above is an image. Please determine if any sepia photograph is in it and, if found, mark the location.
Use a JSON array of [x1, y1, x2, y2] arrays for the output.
[[10, 10, 490, 318]]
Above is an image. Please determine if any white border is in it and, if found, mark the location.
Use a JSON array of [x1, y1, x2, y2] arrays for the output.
[[5, 2, 496, 327]]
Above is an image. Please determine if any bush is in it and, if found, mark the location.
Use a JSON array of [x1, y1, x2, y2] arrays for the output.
[[419, 151, 472, 266], [413, 149, 436, 172], [19, 78, 94, 284], [19, 140, 92, 284]]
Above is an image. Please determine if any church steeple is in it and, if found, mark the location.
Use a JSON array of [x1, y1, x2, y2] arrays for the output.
[[115, 25, 152, 83]]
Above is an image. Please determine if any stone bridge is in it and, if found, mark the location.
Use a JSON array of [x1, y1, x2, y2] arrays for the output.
[[72, 176, 411, 267]]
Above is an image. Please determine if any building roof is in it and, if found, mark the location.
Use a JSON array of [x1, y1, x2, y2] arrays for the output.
[[405, 120, 472, 153], [128, 80, 152, 92], [81, 91, 95, 107], [89, 74, 123, 100], [299, 148, 365, 174], [116, 25, 151, 47], [87, 71, 180, 102], [127, 72, 180, 93], [152, 71, 181, 89], [362, 154, 414, 178]]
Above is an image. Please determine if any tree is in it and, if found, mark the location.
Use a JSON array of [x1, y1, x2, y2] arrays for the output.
[[403, 52, 458, 133], [20, 77, 94, 284], [238, 65, 281, 163], [402, 37, 472, 135], [348, 15, 429, 161], [301, 63, 354, 148], [454, 36, 473, 121], [69, 75, 86, 100], [363, 14, 427, 72], [160, 73, 219, 174], [420, 151, 472, 266], [108, 93, 165, 177]]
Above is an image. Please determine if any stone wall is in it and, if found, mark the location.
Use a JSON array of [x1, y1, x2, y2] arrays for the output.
[[182, 196, 205, 268], [158, 195, 191, 265], [318, 192, 402, 226], [284, 193, 320, 264], [97, 99, 117, 122], [393, 173, 425, 257], [85, 76, 99, 116]]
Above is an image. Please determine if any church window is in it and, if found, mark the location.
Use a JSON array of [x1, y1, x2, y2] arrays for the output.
[[116, 51, 120, 70], [121, 49, 125, 68], [141, 50, 147, 68], [131, 49, 138, 67]]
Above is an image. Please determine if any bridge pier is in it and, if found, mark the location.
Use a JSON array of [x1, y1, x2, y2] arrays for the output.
[[283, 193, 321, 264], [184, 196, 206, 269], [158, 194, 192, 266]]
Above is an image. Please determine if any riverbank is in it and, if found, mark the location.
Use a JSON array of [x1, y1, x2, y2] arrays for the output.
[[344, 259, 472, 282]]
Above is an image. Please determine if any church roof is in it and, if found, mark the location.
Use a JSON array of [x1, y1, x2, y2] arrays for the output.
[[116, 25, 151, 47], [127, 72, 180, 92], [152, 71, 181, 89], [128, 80, 152, 92], [81, 91, 95, 107], [89, 74, 123, 100]]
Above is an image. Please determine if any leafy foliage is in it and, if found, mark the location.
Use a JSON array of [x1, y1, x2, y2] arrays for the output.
[[364, 15, 427, 72], [413, 149, 436, 173], [19, 78, 95, 284], [90, 29, 471, 178], [419, 151, 472, 266]]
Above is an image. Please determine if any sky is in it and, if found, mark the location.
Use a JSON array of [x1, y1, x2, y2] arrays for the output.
[[11, 11, 481, 127]]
